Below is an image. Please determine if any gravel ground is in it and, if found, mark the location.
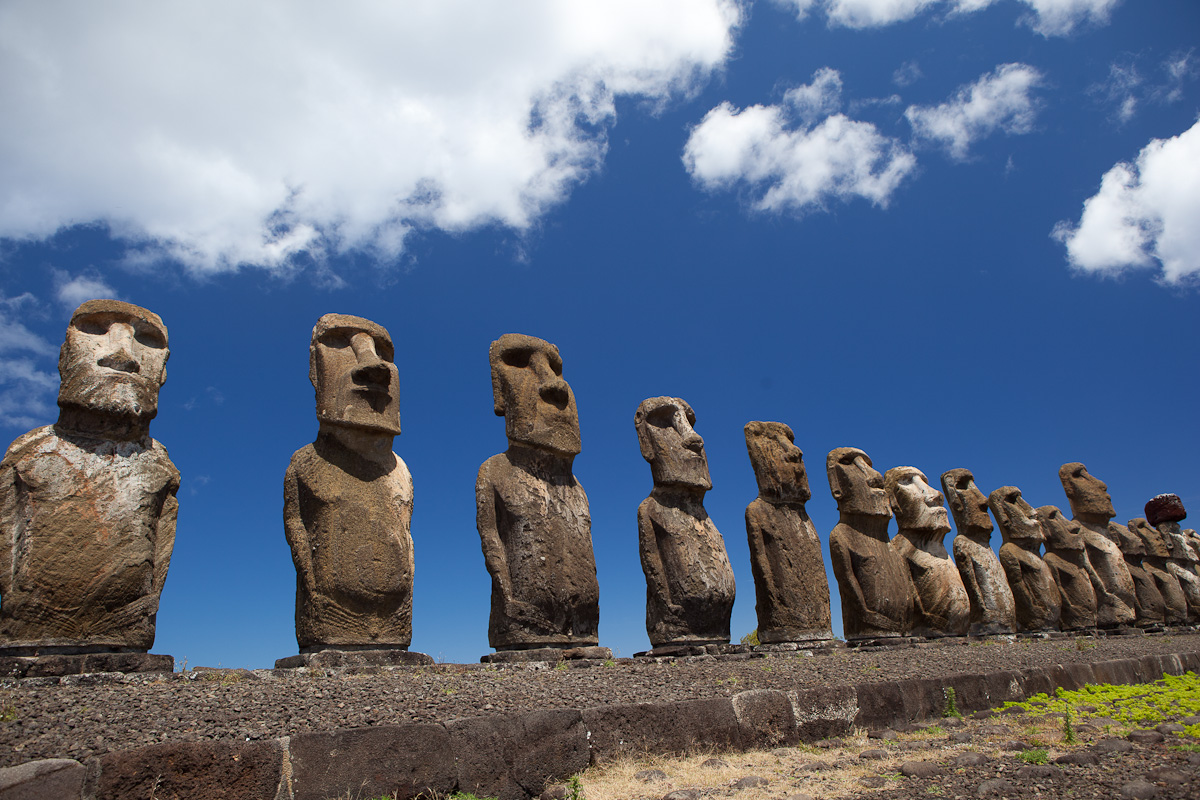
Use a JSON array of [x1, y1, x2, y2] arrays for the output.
[[1, 633, 1197, 771]]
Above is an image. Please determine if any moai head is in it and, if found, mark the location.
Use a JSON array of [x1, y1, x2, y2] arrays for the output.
[[635, 396, 710, 490], [57, 299, 169, 433], [1145, 494, 1186, 527], [1128, 518, 1171, 559], [310, 313, 401, 435], [989, 486, 1044, 547], [885, 466, 950, 536], [826, 447, 890, 518], [489, 334, 580, 457], [1059, 462, 1115, 521], [744, 421, 810, 504], [1036, 506, 1085, 551], [940, 468, 993, 537]]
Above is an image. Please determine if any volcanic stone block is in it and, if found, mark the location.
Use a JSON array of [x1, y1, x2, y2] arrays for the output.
[[941, 469, 1016, 636], [731, 689, 799, 748], [0, 758, 83, 800], [0, 652, 173, 678], [742, 422, 831, 644], [447, 710, 588, 800], [1037, 506, 1098, 631], [288, 724, 455, 800], [582, 698, 741, 758], [0, 300, 178, 655], [886, 467, 969, 638], [476, 334, 600, 652], [990, 487, 1061, 632], [635, 397, 734, 647], [827, 447, 915, 641], [788, 684, 858, 741], [1059, 462, 1137, 628], [284, 314, 419, 652], [94, 740, 283, 800]]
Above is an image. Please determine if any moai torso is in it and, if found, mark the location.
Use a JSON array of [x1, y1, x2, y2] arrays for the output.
[[0, 300, 177, 653], [1060, 463, 1136, 627], [886, 467, 969, 638], [1112, 521, 1166, 627], [1037, 507, 1097, 631], [990, 487, 1060, 632], [1128, 518, 1187, 626], [636, 397, 733, 646], [826, 448, 915, 640], [942, 469, 1016, 636], [743, 422, 831, 644]]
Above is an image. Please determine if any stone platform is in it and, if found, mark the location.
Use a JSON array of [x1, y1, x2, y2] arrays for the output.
[[480, 645, 612, 664], [0, 652, 173, 678], [274, 648, 434, 669]]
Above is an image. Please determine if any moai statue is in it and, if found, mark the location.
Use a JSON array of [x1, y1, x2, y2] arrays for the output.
[[885, 467, 969, 638], [1145, 494, 1200, 622], [1128, 518, 1189, 626], [1113, 519, 1167, 628], [1058, 463, 1137, 628], [989, 487, 1061, 632], [636, 397, 734, 648], [1036, 506, 1098, 631], [826, 447, 915, 641], [476, 334, 602, 657], [281, 314, 426, 665], [743, 421, 832, 645], [941, 468, 1016, 636], [0, 300, 178, 663]]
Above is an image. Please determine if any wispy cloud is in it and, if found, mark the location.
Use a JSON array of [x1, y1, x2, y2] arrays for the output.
[[1089, 51, 1196, 124], [0, 1, 740, 276], [905, 64, 1043, 160], [772, 0, 1120, 36], [1053, 119, 1200, 286], [683, 69, 916, 213], [53, 272, 119, 310], [0, 293, 58, 430]]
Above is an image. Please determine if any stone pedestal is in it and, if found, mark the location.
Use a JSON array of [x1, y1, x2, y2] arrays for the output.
[[481, 645, 611, 664], [0, 651, 173, 678], [275, 647, 434, 669]]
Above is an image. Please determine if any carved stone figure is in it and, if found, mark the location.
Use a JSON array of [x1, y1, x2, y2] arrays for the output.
[[886, 467, 969, 638], [990, 487, 1060, 632], [283, 314, 419, 656], [636, 397, 734, 647], [1127, 518, 1188, 625], [743, 421, 832, 644], [826, 447, 915, 641], [1113, 519, 1167, 627], [940, 468, 1016, 636], [1036, 506, 1097, 631], [1058, 463, 1137, 628], [476, 334, 600, 652], [1145, 495, 1200, 622], [0, 300, 178, 654]]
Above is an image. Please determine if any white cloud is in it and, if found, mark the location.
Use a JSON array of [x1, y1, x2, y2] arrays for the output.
[[0, 1, 740, 275], [683, 70, 916, 213], [0, 293, 58, 431], [53, 273, 119, 310], [772, 0, 1119, 36], [905, 64, 1043, 159], [1054, 119, 1200, 285]]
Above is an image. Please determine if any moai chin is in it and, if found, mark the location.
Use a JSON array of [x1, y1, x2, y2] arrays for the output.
[[886, 467, 970, 638], [0, 300, 179, 653], [636, 397, 734, 647], [1145, 495, 1200, 623], [1058, 462, 1137, 628], [476, 334, 600, 651], [989, 487, 1061, 632], [940, 469, 1016, 636], [743, 422, 832, 644], [1036, 506, 1098, 631], [283, 314, 417, 652], [1128, 518, 1188, 625], [826, 447, 915, 641]]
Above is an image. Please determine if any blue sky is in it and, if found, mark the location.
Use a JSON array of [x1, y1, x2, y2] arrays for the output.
[[1, 0, 1197, 668]]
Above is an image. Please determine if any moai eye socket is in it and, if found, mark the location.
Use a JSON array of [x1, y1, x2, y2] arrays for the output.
[[501, 348, 532, 369]]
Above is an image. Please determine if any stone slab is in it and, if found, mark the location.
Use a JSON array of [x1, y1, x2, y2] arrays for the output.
[[582, 697, 741, 759], [481, 646, 611, 664], [0, 758, 83, 800], [93, 740, 283, 800], [288, 723, 455, 800], [447, 709, 588, 800], [274, 649, 434, 669], [731, 689, 799, 749], [0, 652, 173, 678], [634, 643, 751, 658]]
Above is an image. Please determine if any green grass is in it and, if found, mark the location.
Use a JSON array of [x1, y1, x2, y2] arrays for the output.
[[1017, 748, 1049, 765], [1000, 671, 1200, 737]]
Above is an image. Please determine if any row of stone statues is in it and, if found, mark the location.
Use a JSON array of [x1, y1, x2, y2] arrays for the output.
[[1, 303, 1196, 665]]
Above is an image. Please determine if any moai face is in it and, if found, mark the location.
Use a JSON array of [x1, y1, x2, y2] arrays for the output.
[[885, 467, 950, 534], [1145, 494, 1186, 527], [635, 396, 711, 490], [1037, 505, 1085, 551], [310, 313, 401, 435], [744, 421, 810, 504], [826, 447, 891, 518], [490, 334, 580, 457], [989, 486, 1045, 546], [1059, 462, 1116, 520], [57, 299, 169, 424], [1128, 518, 1171, 559], [940, 468, 993, 536]]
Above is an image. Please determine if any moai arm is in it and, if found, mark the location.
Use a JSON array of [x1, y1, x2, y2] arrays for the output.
[[638, 501, 683, 619], [744, 506, 778, 607], [474, 466, 511, 601], [829, 531, 893, 632], [0, 457, 17, 600], [151, 467, 181, 600], [283, 462, 317, 597]]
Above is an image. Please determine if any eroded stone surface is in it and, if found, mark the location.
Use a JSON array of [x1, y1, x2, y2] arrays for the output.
[[826, 447, 915, 640], [1037, 506, 1098, 631], [0, 300, 178, 653], [1155, 515, 1200, 624], [284, 314, 416, 651], [886, 467, 969, 637], [1128, 518, 1188, 626], [636, 397, 733, 646], [941, 469, 1015, 636], [1059, 463, 1138, 628], [477, 334, 599, 651], [742, 422, 831, 644], [990, 486, 1060, 632]]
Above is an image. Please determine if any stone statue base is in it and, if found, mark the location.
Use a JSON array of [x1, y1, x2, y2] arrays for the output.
[[481, 646, 611, 664], [753, 640, 843, 653], [634, 643, 750, 658], [846, 636, 920, 650], [275, 648, 434, 669], [0, 652, 173, 678]]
